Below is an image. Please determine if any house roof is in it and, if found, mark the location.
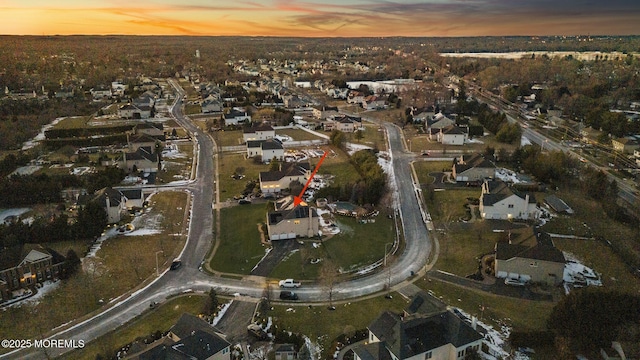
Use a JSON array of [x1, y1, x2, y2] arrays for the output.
[[260, 162, 311, 182], [224, 109, 248, 119], [125, 146, 158, 162], [352, 342, 393, 360], [368, 310, 483, 359], [404, 292, 447, 317], [120, 104, 140, 111], [243, 124, 274, 133], [544, 195, 572, 213], [482, 180, 536, 206], [453, 153, 494, 174], [274, 344, 296, 353], [120, 188, 144, 201], [173, 329, 230, 359], [129, 133, 158, 144], [495, 232, 565, 263], [261, 139, 284, 150], [169, 313, 224, 341], [80, 187, 124, 208], [441, 125, 466, 135], [268, 205, 318, 225], [0, 244, 60, 271]]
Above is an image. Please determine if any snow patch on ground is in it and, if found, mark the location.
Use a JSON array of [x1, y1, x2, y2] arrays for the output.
[[494, 168, 523, 184], [162, 143, 188, 159], [521, 136, 532, 147], [0, 208, 31, 224], [563, 253, 603, 294], [212, 301, 232, 326], [22, 116, 65, 150], [346, 142, 373, 155], [125, 213, 163, 236]]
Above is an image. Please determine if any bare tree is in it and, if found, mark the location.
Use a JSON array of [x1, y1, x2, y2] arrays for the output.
[[319, 258, 338, 310]]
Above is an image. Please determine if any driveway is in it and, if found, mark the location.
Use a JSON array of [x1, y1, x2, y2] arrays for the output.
[[250, 239, 299, 277]]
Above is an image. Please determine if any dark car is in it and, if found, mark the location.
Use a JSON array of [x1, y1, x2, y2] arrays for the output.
[[238, 199, 251, 205], [170, 259, 182, 270], [279, 291, 299, 300]]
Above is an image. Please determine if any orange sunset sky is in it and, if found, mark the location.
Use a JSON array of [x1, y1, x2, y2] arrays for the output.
[[1, 0, 639, 37]]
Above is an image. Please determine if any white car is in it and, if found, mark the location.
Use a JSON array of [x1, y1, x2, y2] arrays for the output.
[[278, 279, 301, 288], [504, 278, 526, 287]]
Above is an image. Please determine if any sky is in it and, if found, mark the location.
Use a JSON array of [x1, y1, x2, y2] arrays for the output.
[[1, 0, 639, 37]]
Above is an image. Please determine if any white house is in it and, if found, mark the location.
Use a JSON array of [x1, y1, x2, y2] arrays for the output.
[[247, 139, 284, 163], [346, 90, 365, 104], [118, 104, 151, 119], [361, 95, 387, 110], [479, 180, 539, 221], [201, 94, 222, 113], [437, 125, 467, 145], [243, 124, 275, 143], [81, 187, 127, 224], [223, 108, 251, 126]]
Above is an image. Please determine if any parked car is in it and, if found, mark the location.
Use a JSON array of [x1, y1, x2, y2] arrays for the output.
[[170, 259, 182, 270], [504, 278, 526, 287], [238, 198, 251, 205], [278, 279, 301, 288], [279, 291, 299, 300]]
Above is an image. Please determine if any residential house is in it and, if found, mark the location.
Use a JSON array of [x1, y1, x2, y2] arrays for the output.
[[324, 114, 361, 132], [362, 95, 387, 110], [243, 124, 276, 143], [223, 109, 251, 126], [90, 86, 112, 100], [479, 180, 539, 221], [452, 154, 495, 182], [347, 91, 366, 105], [118, 104, 151, 119], [266, 196, 320, 240], [111, 81, 128, 96], [54, 86, 75, 99], [0, 245, 65, 302], [125, 313, 231, 360], [543, 195, 573, 214], [121, 146, 159, 173], [437, 125, 467, 146], [312, 105, 339, 119], [612, 137, 640, 154], [274, 344, 297, 360], [247, 139, 285, 163], [260, 162, 311, 194], [427, 113, 456, 140], [133, 91, 156, 109], [412, 106, 436, 123], [355, 301, 484, 360], [79, 187, 127, 224], [494, 232, 566, 285], [119, 188, 146, 209], [127, 133, 160, 151], [202, 94, 222, 113]]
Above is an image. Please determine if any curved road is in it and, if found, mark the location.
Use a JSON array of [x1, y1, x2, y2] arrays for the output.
[[5, 81, 432, 359]]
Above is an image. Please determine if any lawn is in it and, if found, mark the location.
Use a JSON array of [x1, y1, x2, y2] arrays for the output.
[[213, 129, 244, 147], [184, 104, 202, 115], [264, 293, 408, 358], [0, 191, 188, 345], [210, 204, 270, 274], [60, 294, 207, 360], [426, 188, 481, 221], [351, 124, 387, 151], [270, 211, 396, 280], [276, 128, 325, 142], [156, 143, 194, 184], [415, 277, 554, 332], [412, 160, 451, 185], [218, 152, 267, 200], [51, 116, 92, 130]]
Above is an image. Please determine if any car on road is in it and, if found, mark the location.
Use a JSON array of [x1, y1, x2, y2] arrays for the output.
[[279, 291, 299, 300], [278, 279, 301, 288], [170, 259, 182, 270]]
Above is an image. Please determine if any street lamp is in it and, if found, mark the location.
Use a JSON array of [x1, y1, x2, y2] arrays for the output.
[[156, 251, 164, 276], [384, 242, 393, 267]]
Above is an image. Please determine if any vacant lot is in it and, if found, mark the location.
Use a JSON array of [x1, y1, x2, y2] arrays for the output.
[[0, 191, 188, 345], [265, 293, 408, 358], [218, 152, 266, 201], [210, 203, 270, 274], [213, 129, 244, 147], [277, 128, 325, 142], [413, 160, 451, 185]]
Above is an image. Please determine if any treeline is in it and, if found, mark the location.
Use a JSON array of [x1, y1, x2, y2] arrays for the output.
[[0, 167, 126, 207], [0, 152, 31, 178], [0, 97, 103, 150], [0, 202, 107, 249], [457, 98, 522, 144], [316, 148, 386, 206]]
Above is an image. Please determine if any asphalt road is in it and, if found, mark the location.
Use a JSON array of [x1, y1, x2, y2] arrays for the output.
[[4, 83, 433, 359]]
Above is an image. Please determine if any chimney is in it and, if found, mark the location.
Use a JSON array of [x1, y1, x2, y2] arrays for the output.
[[471, 316, 477, 330]]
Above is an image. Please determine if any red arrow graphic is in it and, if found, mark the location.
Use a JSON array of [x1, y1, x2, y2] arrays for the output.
[[293, 151, 328, 207]]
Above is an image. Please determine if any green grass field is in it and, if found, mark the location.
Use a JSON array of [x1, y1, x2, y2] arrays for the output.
[[277, 128, 325, 142], [210, 204, 270, 274], [218, 152, 266, 200], [413, 160, 451, 185]]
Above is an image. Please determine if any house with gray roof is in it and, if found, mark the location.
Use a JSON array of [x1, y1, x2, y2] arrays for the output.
[[126, 313, 231, 360], [260, 162, 311, 194], [356, 306, 483, 360], [479, 180, 539, 221], [267, 196, 319, 240], [437, 125, 467, 146], [0, 245, 65, 303], [247, 139, 284, 163], [452, 154, 495, 182], [243, 124, 275, 143], [494, 231, 566, 285], [78, 187, 127, 224], [121, 146, 159, 173]]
